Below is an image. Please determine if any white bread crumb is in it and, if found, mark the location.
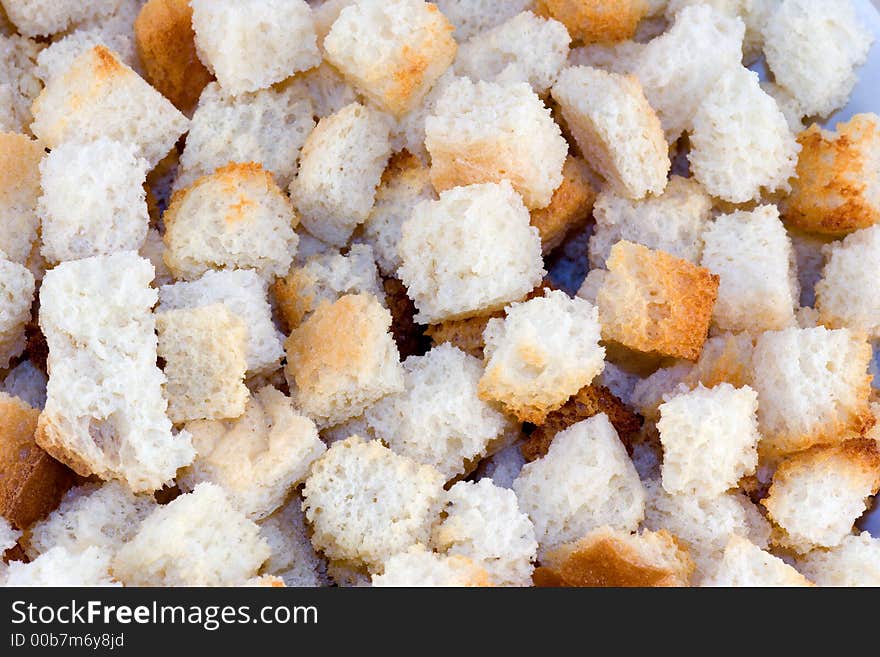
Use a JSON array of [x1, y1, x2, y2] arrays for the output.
[[702, 535, 813, 586], [372, 544, 490, 586], [797, 532, 880, 587], [5, 545, 118, 586]]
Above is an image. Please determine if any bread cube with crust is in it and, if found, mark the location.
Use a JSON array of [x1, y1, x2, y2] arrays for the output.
[[0, 256, 33, 369], [535, 0, 649, 45], [530, 155, 597, 255], [797, 532, 880, 587], [702, 535, 813, 586], [0, 132, 42, 265], [372, 544, 491, 586]]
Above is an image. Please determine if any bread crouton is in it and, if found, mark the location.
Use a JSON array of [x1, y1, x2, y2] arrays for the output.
[[433, 0, 535, 41], [0, 0, 118, 36], [5, 545, 118, 586], [535, 0, 649, 45], [424, 311, 500, 359], [530, 156, 597, 255], [257, 494, 329, 587], [0, 256, 33, 369], [702, 535, 813, 586], [0, 132, 42, 265], [372, 544, 491, 586], [0, 34, 41, 134], [797, 532, 880, 587], [287, 61, 358, 120]]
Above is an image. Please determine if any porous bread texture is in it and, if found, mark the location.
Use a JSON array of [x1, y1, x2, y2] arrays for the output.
[[567, 40, 643, 75], [0, 34, 41, 134], [474, 442, 526, 490], [763, 0, 872, 118], [372, 544, 491, 586], [2, 360, 47, 409], [702, 535, 813, 586], [750, 326, 873, 459], [783, 114, 880, 235], [134, 0, 213, 112], [0, 132, 42, 264], [388, 68, 455, 163], [258, 494, 329, 587], [312, 0, 353, 51], [632, 4, 744, 141], [25, 481, 154, 558], [433, 0, 535, 41], [0, 255, 33, 368], [288, 61, 358, 120], [551, 66, 668, 200], [596, 241, 719, 361], [139, 228, 172, 287], [0, 515, 19, 552], [163, 162, 299, 281], [454, 11, 569, 94], [762, 440, 880, 553], [284, 293, 404, 428], [113, 482, 270, 586], [530, 155, 597, 255], [432, 479, 537, 587], [290, 102, 392, 246], [30, 46, 188, 167], [189, 0, 319, 96], [664, 0, 772, 63], [689, 66, 799, 203], [364, 343, 510, 479], [657, 383, 761, 499], [176, 82, 315, 192], [535, 526, 694, 587], [301, 436, 446, 570], [0, 0, 119, 36], [178, 386, 324, 520], [479, 290, 605, 424], [158, 269, 284, 377], [324, 0, 456, 117], [815, 226, 880, 338], [5, 545, 118, 586], [38, 138, 149, 263], [513, 414, 645, 555], [535, 0, 648, 45], [762, 80, 806, 132], [273, 244, 384, 331], [589, 176, 712, 269], [700, 205, 797, 333], [398, 181, 544, 324], [36, 253, 195, 492], [291, 225, 335, 267], [424, 310, 500, 359], [156, 304, 249, 423], [797, 532, 880, 587], [425, 77, 567, 210]]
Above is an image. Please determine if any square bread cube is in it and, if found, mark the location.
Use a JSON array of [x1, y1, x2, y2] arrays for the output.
[[372, 544, 490, 586], [364, 343, 511, 479], [324, 0, 456, 117], [30, 46, 189, 167], [156, 304, 249, 424], [689, 66, 799, 203], [0, 35, 42, 134], [551, 66, 669, 200], [434, 0, 534, 41], [5, 545, 118, 586], [0, 133, 42, 264], [797, 532, 880, 587], [783, 114, 880, 235], [535, 0, 649, 45], [301, 436, 446, 570], [700, 205, 797, 333], [750, 326, 873, 459], [596, 241, 719, 361], [113, 482, 270, 586], [163, 162, 299, 281], [290, 102, 392, 246], [258, 493, 329, 587], [702, 535, 813, 587], [530, 155, 597, 255], [0, 255, 34, 369], [657, 383, 761, 499], [284, 293, 404, 428], [178, 386, 325, 520], [513, 414, 645, 555], [425, 77, 568, 210], [398, 181, 544, 323], [762, 440, 880, 553], [38, 138, 150, 263], [0, 0, 118, 37], [479, 290, 606, 424], [190, 0, 320, 96]]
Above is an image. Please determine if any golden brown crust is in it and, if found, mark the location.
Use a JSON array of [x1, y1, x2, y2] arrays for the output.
[[382, 277, 430, 361], [0, 132, 43, 208], [536, 0, 650, 45], [271, 268, 317, 332], [766, 438, 880, 497], [424, 311, 501, 360], [530, 156, 597, 254], [134, 0, 214, 113]]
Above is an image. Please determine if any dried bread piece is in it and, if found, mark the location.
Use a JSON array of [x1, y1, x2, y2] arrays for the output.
[[702, 535, 813, 587], [0, 34, 42, 134], [530, 155, 597, 255], [535, 0, 648, 45], [797, 532, 880, 587], [372, 544, 491, 586], [0, 0, 119, 37], [5, 545, 118, 586], [0, 256, 33, 368], [0, 132, 42, 264]]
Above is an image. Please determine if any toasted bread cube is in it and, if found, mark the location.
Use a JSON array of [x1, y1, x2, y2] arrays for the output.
[[2, 360, 47, 409], [113, 482, 270, 586], [426, 77, 567, 210], [30, 46, 188, 167], [5, 545, 118, 586], [455, 11, 570, 94], [0, 34, 41, 134], [0, 133, 42, 265], [479, 290, 605, 424], [689, 67, 799, 203], [530, 156, 597, 255], [763, 0, 872, 118], [552, 66, 669, 200], [398, 181, 544, 324], [797, 532, 880, 587], [189, 0, 319, 96], [179, 386, 325, 520], [513, 414, 645, 554], [589, 176, 712, 269], [751, 327, 873, 459], [365, 344, 511, 479], [284, 293, 404, 428], [434, 0, 534, 41], [163, 163, 299, 281], [324, 0, 456, 117], [665, 0, 772, 63], [535, 0, 649, 44], [290, 102, 392, 246], [38, 138, 150, 263], [597, 241, 719, 361], [258, 494, 329, 587], [783, 114, 880, 235], [302, 436, 446, 570], [0, 256, 33, 369], [763, 440, 880, 552], [176, 82, 315, 192], [702, 535, 813, 587], [700, 205, 797, 333], [372, 544, 491, 586], [432, 479, 537, 586]]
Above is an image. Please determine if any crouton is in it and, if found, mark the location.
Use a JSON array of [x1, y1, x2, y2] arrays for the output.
[[258, 494, 329, 587], [535, 0, 649, 45], [433, 0, 535, 41], [530, 156, 597, 255], [372, 544, 491, 586], [567, 41, 643, 75], [0, 256, 33, 369], [2, 360, 46, 410], [702, 535, 813, 586], [163, 162, 299, 281], [382, 276, 431, 361], [302, 436, 446, 570], [424, 311, 499, 359], [797, 532, 880, 587], [0, 132, 41, 265], [0, 0, 118, 36], [30, 46, 188, 167], [664, 0, 771, 63], [5, 545, 118, 586], [425, 77, 567, 210], [596, 241, 719, 361], [0, 34, 41, 134], [287, 61, 358, 120]]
